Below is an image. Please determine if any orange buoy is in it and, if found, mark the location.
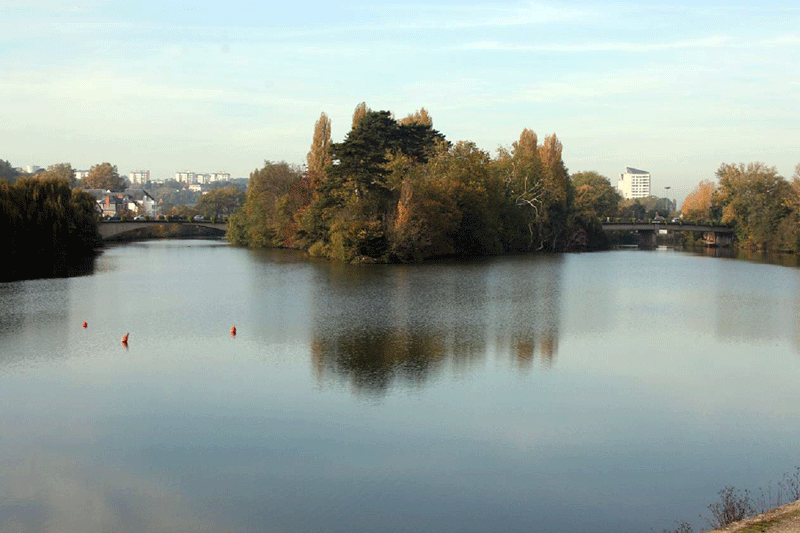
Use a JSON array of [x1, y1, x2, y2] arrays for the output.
[[121, 332, 129, 345], [230, 325, 237, 336], [82, 321, 88, 329]]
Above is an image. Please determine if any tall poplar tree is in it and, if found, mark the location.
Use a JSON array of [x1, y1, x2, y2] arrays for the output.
[[306, 112, 332, 188], [398, 108, 432, 126], [351, 102, 370, 129]]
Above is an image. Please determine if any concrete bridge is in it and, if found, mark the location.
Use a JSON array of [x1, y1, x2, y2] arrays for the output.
[[98, 220, 227, 240], [601, 222, 734, 248]]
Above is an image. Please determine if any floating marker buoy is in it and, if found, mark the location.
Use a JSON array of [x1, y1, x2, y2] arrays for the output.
[[230, 325, 237, 336], [82, 321, 88, 329], [122, 332, 129, 345]]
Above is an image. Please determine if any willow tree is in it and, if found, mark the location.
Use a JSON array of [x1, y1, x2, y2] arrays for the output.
[[0, 175, 100, 280]]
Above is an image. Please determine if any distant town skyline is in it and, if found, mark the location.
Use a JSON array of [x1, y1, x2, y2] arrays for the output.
[[2, 0, 798, 204]]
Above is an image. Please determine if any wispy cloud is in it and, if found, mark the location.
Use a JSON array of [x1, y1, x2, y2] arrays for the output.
[[367, 2, 595, 30], [457, 34, 732, 53], [761, 34, 800, 46]]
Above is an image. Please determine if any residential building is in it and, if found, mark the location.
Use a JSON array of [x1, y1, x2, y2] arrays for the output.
[[83, 188, 157, 218], [124, 189, 157, 217], [175, 171, 231, 185], [618, 167, 651, 199], [129, 170, 150, 185]]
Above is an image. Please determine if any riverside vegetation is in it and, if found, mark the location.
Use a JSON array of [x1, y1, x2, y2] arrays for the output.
[[681, 162, 800, 252], [664, 467, 800, 533], [0, 169, 101, 281]]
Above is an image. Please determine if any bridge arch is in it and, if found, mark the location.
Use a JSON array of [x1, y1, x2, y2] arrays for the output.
[[98, 221, 227, 241]]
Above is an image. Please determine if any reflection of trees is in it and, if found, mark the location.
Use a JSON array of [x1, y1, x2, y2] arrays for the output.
[[310, 255, 563, 394], [311, 328, 448, 395], [488, 255, 561, 371]]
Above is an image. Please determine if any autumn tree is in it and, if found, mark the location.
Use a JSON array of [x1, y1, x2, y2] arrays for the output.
[[571, 171, 621, 220], [389, 151, 460, 261], [83, 162, 125, 191], [714, 162, 790, 249], [317, 110, 445, 260], [495, 129, 545, 250], [427, 141, 504, 256], [228, 162, 306, 248], [194, 186, 245, 221], [40, 163, 76, 186], [351, 102, 370, 129], [774, 163, 800, 251], [681, 180, 717, 222], [538, 134, 572, 250], [398, 107, 432, 126], [306, 112, 332, 189]]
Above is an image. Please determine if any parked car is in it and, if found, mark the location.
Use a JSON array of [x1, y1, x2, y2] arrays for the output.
[[134, 215, 146, 221], [193, 215, 206, 222]]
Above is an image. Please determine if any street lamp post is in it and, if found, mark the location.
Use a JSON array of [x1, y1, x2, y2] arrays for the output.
[[665, 186, 672, 214]]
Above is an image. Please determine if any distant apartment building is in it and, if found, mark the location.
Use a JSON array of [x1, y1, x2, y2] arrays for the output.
[[618, 167, 651, 199], [75, 170, 90, 180], [175, 171, 231, 185], [129, 170, 150, 185]]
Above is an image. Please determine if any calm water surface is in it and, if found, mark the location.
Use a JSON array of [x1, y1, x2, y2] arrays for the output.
[[1, 240, 799, 533]]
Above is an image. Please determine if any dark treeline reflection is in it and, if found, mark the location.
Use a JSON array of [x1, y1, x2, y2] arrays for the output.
[[310, 256, 563, 395]]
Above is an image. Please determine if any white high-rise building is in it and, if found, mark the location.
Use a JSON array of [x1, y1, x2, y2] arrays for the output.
[[129, 170, 150, 185], [618, 167, 651, 199], [175, 171, 230, 185]]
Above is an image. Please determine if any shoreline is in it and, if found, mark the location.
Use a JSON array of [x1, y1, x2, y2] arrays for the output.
[[705, 499, 800, 533]]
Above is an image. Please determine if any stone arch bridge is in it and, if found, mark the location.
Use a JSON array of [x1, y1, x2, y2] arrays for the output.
[[98, 220, 227, 240]]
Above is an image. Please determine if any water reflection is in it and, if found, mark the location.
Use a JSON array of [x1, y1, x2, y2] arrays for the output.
[[0, 278, 71, 367], [310, 256, 563, 394]]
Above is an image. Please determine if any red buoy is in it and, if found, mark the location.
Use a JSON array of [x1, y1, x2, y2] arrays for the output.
[[121, 332, 129, 345], [82, 321, 88, 329], [230, 325, 237, 336]]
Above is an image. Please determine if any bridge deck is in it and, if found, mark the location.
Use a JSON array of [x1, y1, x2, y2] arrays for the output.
[[98, 220, 227, 239], [602, 222, 733, 233]]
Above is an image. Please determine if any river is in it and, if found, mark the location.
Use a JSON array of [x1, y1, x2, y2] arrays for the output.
[[1, 240, 799, 533]]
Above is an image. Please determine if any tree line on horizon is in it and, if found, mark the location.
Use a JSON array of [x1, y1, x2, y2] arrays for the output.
[[229, 103, 624, 262], [681, 162, 800, 252]]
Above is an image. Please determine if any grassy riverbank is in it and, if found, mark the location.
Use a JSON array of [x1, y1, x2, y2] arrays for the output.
[[664, 468, 800, 533], [706, 499, 800, 533]]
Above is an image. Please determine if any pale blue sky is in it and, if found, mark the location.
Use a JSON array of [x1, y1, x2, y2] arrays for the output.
[[1, 0, 798, 201]]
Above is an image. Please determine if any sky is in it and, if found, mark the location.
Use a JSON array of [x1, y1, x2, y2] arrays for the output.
[[1, 0, 798, 203]]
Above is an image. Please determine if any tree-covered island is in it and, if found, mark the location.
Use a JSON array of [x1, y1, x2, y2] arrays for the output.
[[229, 104, 618, 262]]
